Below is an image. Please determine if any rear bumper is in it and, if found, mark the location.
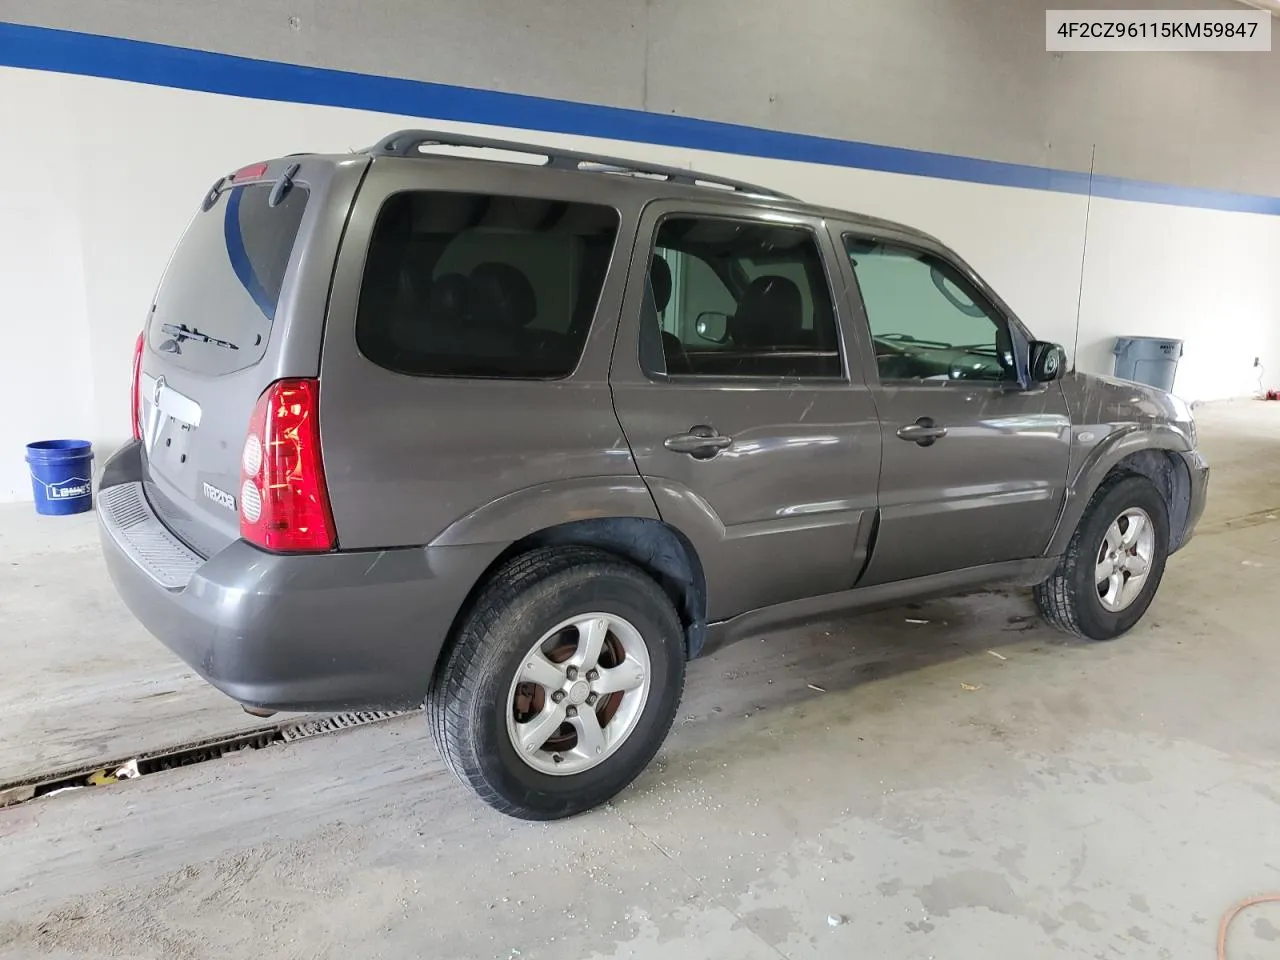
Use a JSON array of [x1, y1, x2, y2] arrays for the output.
[[1173, 449, 1210, 552], [97, 442, 500, 712]]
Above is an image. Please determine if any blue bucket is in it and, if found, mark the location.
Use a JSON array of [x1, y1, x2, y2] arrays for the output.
[[26, 440, 95, 516]]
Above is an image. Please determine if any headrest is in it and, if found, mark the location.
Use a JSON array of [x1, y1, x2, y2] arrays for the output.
[[427, 273, 471, 321], [649, 255, 672, 313], [732, 275, 803, 348], [470, 262, 537, 328]]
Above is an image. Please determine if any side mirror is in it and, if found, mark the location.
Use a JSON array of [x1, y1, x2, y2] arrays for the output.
[[1029, 341, 1067, 383], [694, 311, 730, 344]]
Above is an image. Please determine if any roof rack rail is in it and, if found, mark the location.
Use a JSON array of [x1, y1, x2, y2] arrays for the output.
[[366, 129, 796, 200]]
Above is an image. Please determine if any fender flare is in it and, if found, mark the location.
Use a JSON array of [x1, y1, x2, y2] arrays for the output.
[[429, 476, 660, 547], [1047, 423, 1192, 556], [429, 477, 712, 657]]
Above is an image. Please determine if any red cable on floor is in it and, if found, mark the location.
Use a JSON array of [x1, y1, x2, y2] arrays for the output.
[[1218, 894, 1280, 958]]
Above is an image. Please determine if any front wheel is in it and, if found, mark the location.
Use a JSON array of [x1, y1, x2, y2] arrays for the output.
[[1035, 473, 1170, 641], [428, 546, 685, 820]]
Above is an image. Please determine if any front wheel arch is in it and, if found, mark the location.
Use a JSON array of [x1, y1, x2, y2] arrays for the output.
[[1105, 450, 1193, 552], [1048, 429, 1192, 557], [1035, 472, 1171, 640]]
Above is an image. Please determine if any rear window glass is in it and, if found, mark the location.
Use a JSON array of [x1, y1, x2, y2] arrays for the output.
[[355, 191, 620, 379], [147, 183, 308, 375]]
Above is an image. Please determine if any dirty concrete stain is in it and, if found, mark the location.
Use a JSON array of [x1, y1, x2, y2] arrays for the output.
[[1061, 901, 1104, 933], [1253, 916, 1280, 941], [1039, 915, 1065, 936], [1249, 781, 1280, 807], [1065, 839, 1089, 889], [730, 904, 802, 944], [1110, 764, 1154, 784], [915, 869, 1029, 919], [995, 843, 1028, 883]]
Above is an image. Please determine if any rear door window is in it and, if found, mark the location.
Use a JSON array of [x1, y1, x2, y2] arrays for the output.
[[355, 191, 620, 379], [643, 216, 842, 378], [147, 183, 309, 375]]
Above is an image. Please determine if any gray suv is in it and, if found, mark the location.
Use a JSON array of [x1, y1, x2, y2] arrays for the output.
[[98, 130, 1208, 819]]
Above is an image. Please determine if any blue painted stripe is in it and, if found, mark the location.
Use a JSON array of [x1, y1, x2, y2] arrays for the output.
[[3, 21, 1279, 216], [222, 187, 275, 320]]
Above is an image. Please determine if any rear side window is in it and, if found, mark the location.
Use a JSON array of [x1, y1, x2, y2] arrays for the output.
[[147, 183, 309, 375], [356, 192, 619, 379], [642, 216, 842, 378]]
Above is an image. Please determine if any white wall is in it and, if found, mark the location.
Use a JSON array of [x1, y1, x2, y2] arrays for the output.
[[0, 72, 96, 497], [1, 65, 1278, 501], [7, 0, 1280, 196]]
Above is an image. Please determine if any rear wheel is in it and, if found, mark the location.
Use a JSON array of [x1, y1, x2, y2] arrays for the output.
[[1035, 473, 1170, 641], [428, 546, 685, 820]]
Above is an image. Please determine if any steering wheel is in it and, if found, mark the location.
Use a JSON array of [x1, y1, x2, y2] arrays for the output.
[[947, 348, 1005, 381]]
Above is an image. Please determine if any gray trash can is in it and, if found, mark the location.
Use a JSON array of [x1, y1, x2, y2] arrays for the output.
[[1112, 337, 1183, 392]]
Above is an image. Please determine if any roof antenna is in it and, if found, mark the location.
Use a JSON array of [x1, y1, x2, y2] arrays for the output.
[[1070, 144, 1096, 373]]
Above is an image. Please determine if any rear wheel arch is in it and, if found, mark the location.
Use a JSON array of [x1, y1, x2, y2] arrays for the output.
[[427, 543, 687, 819], [434, 518, 708, 685]]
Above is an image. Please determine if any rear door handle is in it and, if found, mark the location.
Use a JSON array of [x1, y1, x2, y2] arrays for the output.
[[897, 417, 948, 446], [665, 425, 733, 458]]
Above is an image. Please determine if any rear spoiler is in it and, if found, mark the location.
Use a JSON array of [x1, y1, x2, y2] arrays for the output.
[[200, 158, 304, 213]]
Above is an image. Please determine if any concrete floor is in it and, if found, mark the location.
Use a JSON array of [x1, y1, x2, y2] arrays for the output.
[[0, 507, 284, 784], [1, 400, 1279, 960]]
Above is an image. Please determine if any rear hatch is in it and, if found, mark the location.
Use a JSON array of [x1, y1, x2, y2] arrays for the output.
[[137, 159, 341, 557]]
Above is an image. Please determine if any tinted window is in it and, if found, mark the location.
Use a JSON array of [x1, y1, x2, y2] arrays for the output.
[[357, 192, 619, 379], [643, 217, 841, 378], [147, 183, 308, 375], [844, 237, 1015, 383]]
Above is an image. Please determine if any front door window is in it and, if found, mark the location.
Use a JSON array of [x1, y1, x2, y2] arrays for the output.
[[844, 238, 1016, 383]]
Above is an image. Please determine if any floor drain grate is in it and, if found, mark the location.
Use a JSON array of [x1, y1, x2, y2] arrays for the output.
[[143, 729, 278, 772], [0, 709, 414, 808], [279, 711, 407, 742]]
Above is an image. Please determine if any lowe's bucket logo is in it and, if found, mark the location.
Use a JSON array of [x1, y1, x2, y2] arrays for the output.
[[44, 477, 92, 500]]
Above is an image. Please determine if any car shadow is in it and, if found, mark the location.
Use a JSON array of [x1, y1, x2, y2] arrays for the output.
[[670, 586, 1070, 738]]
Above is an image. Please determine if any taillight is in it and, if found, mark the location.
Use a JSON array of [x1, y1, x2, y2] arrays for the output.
[[239, 379, 336, 553], [130, 332, 145, 441]]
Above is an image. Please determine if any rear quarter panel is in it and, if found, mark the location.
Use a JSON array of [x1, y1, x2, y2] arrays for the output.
[[318, 158, 649, 550]]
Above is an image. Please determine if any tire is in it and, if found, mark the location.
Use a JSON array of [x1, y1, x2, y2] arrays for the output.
[[427, 546, 686, 820], [1035, 473, 1170, 641]]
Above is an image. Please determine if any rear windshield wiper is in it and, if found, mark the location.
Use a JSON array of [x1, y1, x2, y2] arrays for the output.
[[160, 323, 239, 351]]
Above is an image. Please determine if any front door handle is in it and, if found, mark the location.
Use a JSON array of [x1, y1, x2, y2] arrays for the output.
[[665, 425, 733, 458], [897, 417, 948, 447]]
